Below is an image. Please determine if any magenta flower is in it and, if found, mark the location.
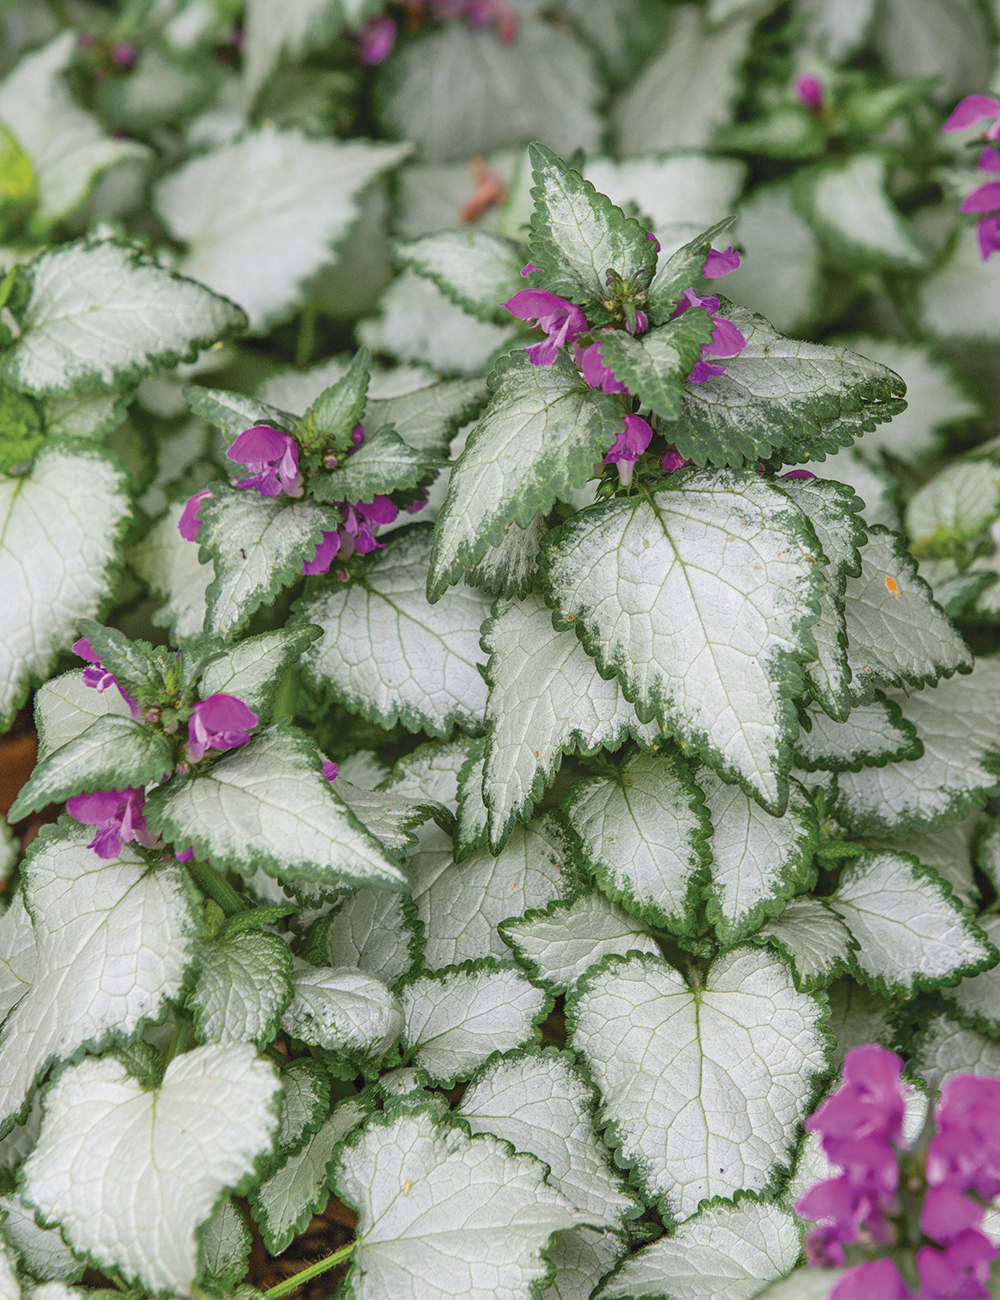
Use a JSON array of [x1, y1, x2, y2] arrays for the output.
[[671, 287, 748, 383], [782, 469, 817, 479], [796, 74, 824, 111], [357, 14, 396, 63], [961, 182, 1000, 213], [67, 788, 157, 860], [917, 1232, 998, 1300], [175, 847, 194, 862], [830, 1259, 910, 1300], [303, 531, 341, 577], [927, 1075, 1000, 1201], [646, 230, 660, 253], [227, 426, 303, 499], [72, 635, 138, 713], [187, 694, 258, 763], [178, 489, 214, 542], [808, 1045, 907, 1153], [943, 94, 1000, 138], [575, 338, 628, 394], [661, 450, 693, 473], [321, 759, 339, 781], [604, 414, 652, 487], [520, 262, 537, 276], [502, 290, 588, 366], [703, 246, 741, 277]]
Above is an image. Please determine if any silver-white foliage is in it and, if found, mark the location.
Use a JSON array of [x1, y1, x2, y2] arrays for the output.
[[0, 445, 129, 731], [569, 949, 828, 1220], [757, 898, 854, 991], [829, 851, 992, 994], [146, 724, 407, 892], [564, 751, 707, 932], [597, 1199, 801, 1300], [806, 154, 926, 268], [795, 697, 919, 773], [22, 1044, 281, 1296], [0, 1191, 83, 1283], [4, 240, 243, 396], [914, 1013, 1000, 1095], [281, 960, 402, 1057], [408, 817, 574, 971], [251, 1098, 368, 1256], [458, 1051, 641, 1227], [156, 128, 411, 331], [700, 770, 818, 943], [0, 33, 149, 228], [131, 502, 213, 644], [724, 181, 821, 333], [542, 473, 826, 811], [482, 594, 658, 847], [399, 965, 546, 1084], [942, 914, 1000, 1037], [331, 1108, 606, 1300], [836, 659, 1000, 835], [844, 528, 971, 702], [189, 932, 293, 1048], [296, 527, 490, 737], [500, 892, 660, 994], [325, 889, 417, 988], [0, 825, 199, 1136], [614, 7, 752, 155]]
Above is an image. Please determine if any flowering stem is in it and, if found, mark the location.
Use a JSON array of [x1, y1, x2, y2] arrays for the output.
[[264, 1242, 356, 1297], [185, 859, 249, 915]]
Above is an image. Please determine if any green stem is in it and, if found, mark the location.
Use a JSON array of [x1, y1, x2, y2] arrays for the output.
[[264, 1242, 355, 1297], [165, 1011, 192, 1064], [186, 859, 249, 915]]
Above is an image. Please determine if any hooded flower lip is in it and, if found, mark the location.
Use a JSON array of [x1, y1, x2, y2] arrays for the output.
[[671, 287, 748, 383], [927, 1074, 1000, 1201], [960, 182, 1000, 213], [942, 94, 1000, 136], [67, 787, 158, 860], [178, 489, 214, 542], [604, 414, 652, 486], [302, 496, 399, 575], [321, 759, 339, 781], [703, 245, 741, 278], [575, 337, 629, 394], [72, 635, 138, 713], [830, 1259, 910, 1300], [502, 289, 588, 366], [187, 693, 258, 763], [226, 426, 303, 499]]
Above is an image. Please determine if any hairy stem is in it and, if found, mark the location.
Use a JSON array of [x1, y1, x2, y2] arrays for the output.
[[186, 859, 249, 914], [264, 1242, 356, 1297]]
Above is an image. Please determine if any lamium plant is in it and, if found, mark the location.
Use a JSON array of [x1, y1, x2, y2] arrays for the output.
[[3, 16, 1000, 1295]]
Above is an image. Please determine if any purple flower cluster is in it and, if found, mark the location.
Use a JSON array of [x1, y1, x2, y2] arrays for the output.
[[943, 96, 1000, 260], [797, 1045, 1000, 1299], [918, 1077, 1000, 1298], [186, 694, 258, 764], [72, 635, 138, 715], [178, 418, 405, 578], [357, 0, 517, 65], [66, 788, 157, 860], [796, 1045, 906, 1276], [501, 243, 746, 486]]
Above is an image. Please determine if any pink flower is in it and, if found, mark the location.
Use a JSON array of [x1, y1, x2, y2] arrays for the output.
[[942, 95, 1000, 136], [67, 788, 158, 860], [977, 213, 1000, 258], [671, 287, 747, 383], [807, 1045, 907, 1154], [502, 290, 588, 366], [187, 694, 258, 763], [917, 1232, 998, 1300], [830, 1259, 910, 1300], [575, 338, 628, 394], [321, 759, 339, 781], [521, 262, 537, 276], [646, 231, 661, 253], [72, 635, 138, 713], [357, 14, 396, 63], [661, 450, 693, 473], [178, 489, 213, 542], [303, 530, 341, 577], [782, 469, 817, 479], [960, 182, 1000, 213], [927, 1075, 1000, 1201], [703, 246, 741, 277], [797, 74, 824, 111], [110, 40, 137, 68], [604, 414, 651, 487], [227, 426, 303, 499], [921, 1187, 985, 1244], [175, 847, 194, 862]]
